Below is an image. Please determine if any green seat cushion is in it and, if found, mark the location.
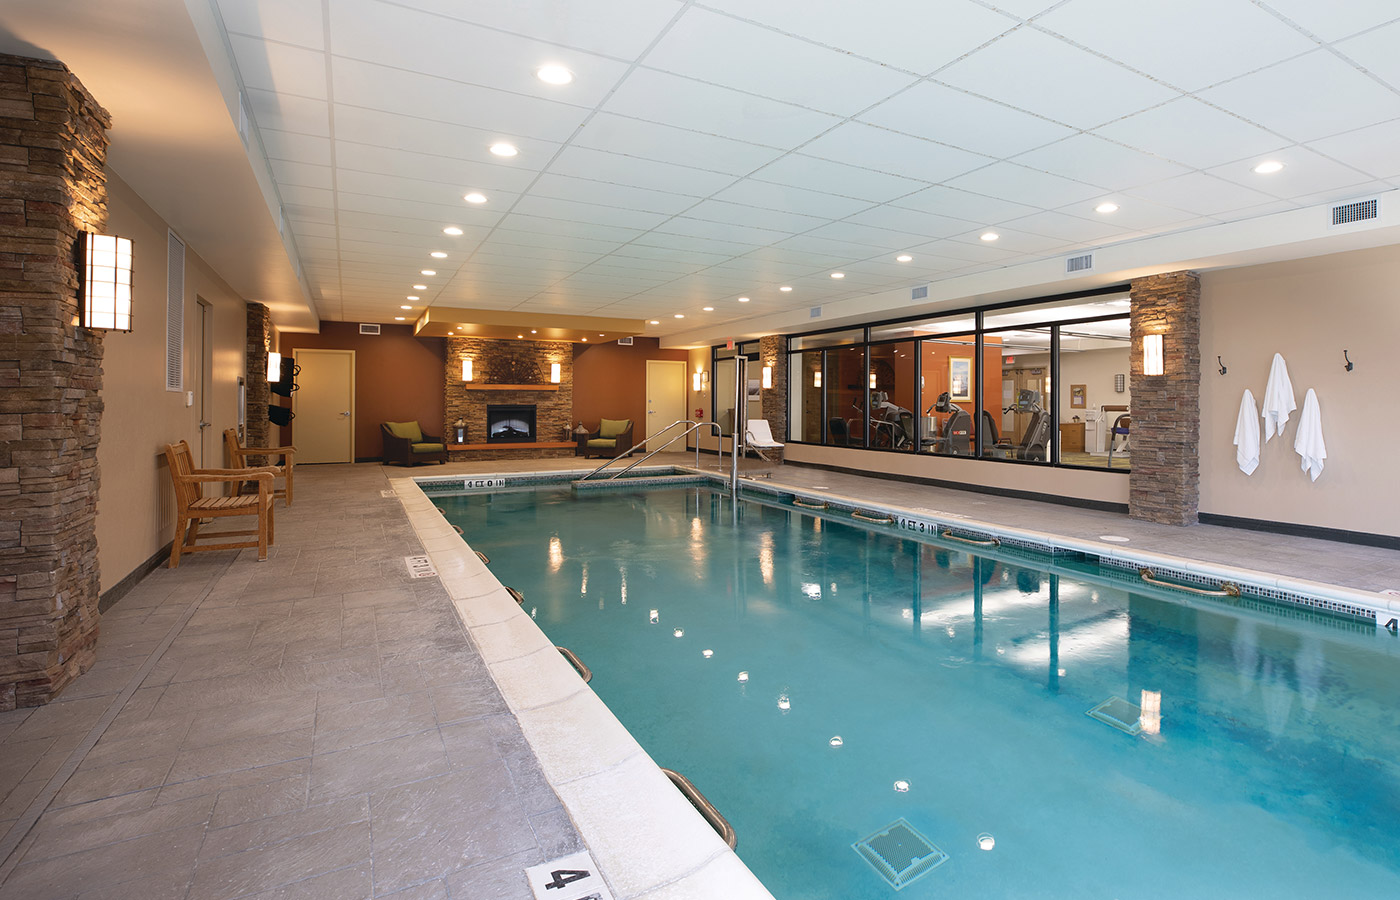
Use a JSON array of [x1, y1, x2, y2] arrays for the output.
[[586, 438, 617, 448], [598, 418, 630, 439], [411, 442, 445, 453], [385, 421, 423, 442]]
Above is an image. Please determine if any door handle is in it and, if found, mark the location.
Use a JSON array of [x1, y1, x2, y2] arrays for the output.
[[340, 411, 351, 417], [197, 421, 211, 429]]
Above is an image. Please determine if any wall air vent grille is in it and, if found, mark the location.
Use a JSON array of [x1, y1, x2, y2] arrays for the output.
[[1330, 197, 1378, 227], [810, 306, 822, 318], [911, 286, 928, 300], [1065, 253, 1094, 274], [617, 336, 633, 346], [360, 323, 381, 335], [165, 231, 185, 392]]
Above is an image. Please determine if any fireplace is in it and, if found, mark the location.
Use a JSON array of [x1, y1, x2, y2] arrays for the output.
[[486, 404, 536, 443]]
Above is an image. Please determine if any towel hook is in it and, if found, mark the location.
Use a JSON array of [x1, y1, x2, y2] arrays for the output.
[[1343, 350, 1353, 372], [1216, 355, 1227, 375]]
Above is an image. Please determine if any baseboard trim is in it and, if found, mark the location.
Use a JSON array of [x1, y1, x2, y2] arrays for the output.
[[100, 543, 172, 613], [1198, 513, 1400, 550]]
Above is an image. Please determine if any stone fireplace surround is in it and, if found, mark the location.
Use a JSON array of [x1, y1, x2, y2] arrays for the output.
[[443, 337, 574, 460]]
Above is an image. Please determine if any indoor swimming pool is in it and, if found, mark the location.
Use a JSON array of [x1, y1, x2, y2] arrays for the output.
[[434, 483, 1400, 899]]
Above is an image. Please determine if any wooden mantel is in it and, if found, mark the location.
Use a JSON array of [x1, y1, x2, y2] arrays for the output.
[[463, 383, 560, 391]]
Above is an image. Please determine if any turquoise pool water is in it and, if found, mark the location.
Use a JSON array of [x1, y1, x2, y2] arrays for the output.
[[437, 484, 1400, 899]]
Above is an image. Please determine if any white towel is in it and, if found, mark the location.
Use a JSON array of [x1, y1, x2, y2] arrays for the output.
[[1233, 388, 1260, 475], [1261, 352, 1296, 441], [1294, 388, 1326, 481]]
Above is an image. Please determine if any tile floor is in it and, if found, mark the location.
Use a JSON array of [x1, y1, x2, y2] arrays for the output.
[[1, 454, 1395, 900]]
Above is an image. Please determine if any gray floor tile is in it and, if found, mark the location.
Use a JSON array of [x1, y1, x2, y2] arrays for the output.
[[307, 730, 448, 804], [186, 821, 370, 900]]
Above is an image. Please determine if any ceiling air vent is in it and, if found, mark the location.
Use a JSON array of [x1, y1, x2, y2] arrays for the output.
[[1064, 252, 1094, 275], [1329, 197, 1379, 228], [911, 286, 929, 300], [360, 323, 381, 335], [810, 306, 823, 318], [616, 336, 633, 346]]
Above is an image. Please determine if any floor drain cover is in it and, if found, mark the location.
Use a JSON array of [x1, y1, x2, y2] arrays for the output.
[[1087, 696, 1143, 735], [852, 818, 948, 890]]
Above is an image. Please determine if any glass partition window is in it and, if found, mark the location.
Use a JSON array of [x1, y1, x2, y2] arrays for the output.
[[868, 342, 918, 451], [1056, 320, 1131, 469], [826, 346, 867, 447], [790, 351, 823, 443], [917, 335, 978, 456]]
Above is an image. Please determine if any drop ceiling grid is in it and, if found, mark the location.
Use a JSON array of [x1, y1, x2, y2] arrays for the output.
[[215, 0, 1400, 330]]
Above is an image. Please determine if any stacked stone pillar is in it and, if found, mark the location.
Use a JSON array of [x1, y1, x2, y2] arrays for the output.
[[1128, 271, 1201, 526], [0, 55, 112, 709], [759, 334, 788, 440], [244, 302, 273, 464]]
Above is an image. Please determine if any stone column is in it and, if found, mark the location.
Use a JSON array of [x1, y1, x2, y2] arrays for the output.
[[244, 302, 272, 463], [759, 334, 788, 439], [0, 55, 112, 709], [1128, 271, 1201, 526]]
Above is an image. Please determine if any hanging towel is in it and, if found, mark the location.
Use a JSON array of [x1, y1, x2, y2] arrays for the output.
[[1294, 388, 1326, 481], [1233, 388, 1260, 475], [1261, 352, 1296, 441]]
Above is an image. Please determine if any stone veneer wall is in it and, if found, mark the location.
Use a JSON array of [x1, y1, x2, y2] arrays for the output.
[[244, 302, 272, 465], [1129, 271, 1201, 526], [0, 55, 111, 709], [759, 334, 788, 440], [444, 337, 574, 460]]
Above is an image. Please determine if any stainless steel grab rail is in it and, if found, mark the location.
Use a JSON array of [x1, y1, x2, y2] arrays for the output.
[[852, 510, 895, 524], [792, 498, 828, 510], [556, 646, 592, 683], [940, 530, 1000, 547], [1139, 567, 1240, 597], [506, 586, 525, 604], [579, 419, 725, 481], [661, 768, 737, 849]]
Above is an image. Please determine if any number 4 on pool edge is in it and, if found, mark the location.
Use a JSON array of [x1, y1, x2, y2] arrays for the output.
[[544, 869, 590, 890]]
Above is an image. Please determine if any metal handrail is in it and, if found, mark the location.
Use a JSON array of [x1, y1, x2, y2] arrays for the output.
[[852, 510, 895, 524], [1139, 567, 1240, 597], [452, 524, 463, 535], [793, 498, 828, 510], [474, 549, 489, 564], [580, 420, 725, 481], [661, 768, 737, 849], [940, 530, 1000, 547], [506, 586, 525, 604], [556, 646, 592, 683]]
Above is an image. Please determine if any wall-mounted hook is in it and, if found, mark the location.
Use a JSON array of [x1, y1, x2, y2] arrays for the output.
[[1216, 356, 1227, 375], [1343, 350, 1354, 372]]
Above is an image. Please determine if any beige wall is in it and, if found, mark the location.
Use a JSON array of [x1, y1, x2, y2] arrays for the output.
[[1199, 244, 1400, 536], [96, 174, 251, 591]]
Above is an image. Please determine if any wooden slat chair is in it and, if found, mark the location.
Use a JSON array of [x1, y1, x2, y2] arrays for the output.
[[164, 440, 276, 567], [223, 428, 296, 505]]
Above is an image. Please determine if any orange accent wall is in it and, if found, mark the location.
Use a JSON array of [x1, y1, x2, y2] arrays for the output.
[[276, 323, 446, 460], [572, 338, 690, 435]]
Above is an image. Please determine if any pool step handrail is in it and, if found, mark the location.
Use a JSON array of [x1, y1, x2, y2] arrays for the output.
[[475, 549, 489, 564], [940, 529, 1001, 547], [852, 510, 895, 524], [579, 419, 725, 481], [793, 498, 828, 510], [661, 767, 737, 850], [1139, 567, 1241, 598], [506, 586, 525, 604], [556, 646, 592, 683]]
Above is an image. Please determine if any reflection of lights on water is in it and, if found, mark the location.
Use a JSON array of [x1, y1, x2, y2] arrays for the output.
[[978, 833, 995, 851], [530, 607, 537, 619], [1057, 668, 1066, 677], [1001, 571, 1009, 583], [691, 517, 702, 539], [777, 694, 790, 710], [737, 671, 749, 683], [620, 567, 628, 605], [759, 532, 774, 586], [673, 628, 684, 638], [649, 609, 659, 624], [945, 626, 956, 638], [598, 597, 604, 610], [1140, 689, 1162, 735], [800, 582, 822, 600], [830, 582, 837, 594], [829, 736, 843, 747], [580, 563, 588, 595], [814, 519, 822, 533], [548, 536, 563, 572], [996, 646, 1005, 655], [893, 780, 910, 793], [1090, 590, 1100, 603], [901, 608, 913, 620], [702, 649, 713, 658]]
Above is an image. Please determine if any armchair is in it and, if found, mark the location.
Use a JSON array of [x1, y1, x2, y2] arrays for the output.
[[381, 421, 448, 466], [581, 418, 634, 459], [224, 428, 295, 505], [164, 440, 275, 566]]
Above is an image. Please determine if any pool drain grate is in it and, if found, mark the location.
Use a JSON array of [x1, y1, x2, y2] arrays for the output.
[[852, 818, 948, 890], [1087, 696, 1143, 735]]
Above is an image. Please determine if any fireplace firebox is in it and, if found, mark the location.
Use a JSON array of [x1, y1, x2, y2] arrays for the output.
[[485, 405, 536, 443]]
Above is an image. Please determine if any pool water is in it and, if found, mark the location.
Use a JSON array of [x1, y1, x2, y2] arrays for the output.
[[437, 484, 1400, 899]]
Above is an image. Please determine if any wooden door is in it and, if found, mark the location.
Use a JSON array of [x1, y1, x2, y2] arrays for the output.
[[645, 359, 687, 449], [293, 349, 355, 463]]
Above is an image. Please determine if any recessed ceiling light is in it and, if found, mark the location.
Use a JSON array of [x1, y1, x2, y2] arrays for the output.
[[980, 232, 999, 242], [674, 313, 685, 319], [738, 297, 750, 302], [702, 306, 714, 311], [413, 284, 427, 290], [443, 226, 463, 236], [430, 252, 447, 259], [401, 304, 413, 309], [896, 254, 912, 262], [536, 64, 573, 85], [531, 329, 537, 334], [1253, 160, 1284, 175], [1095, 202, 1119, 214], [517, 334, 523, 339], [581, 336, 587, 341], [779, 286, 792, 292], [421, 269, 436, 276], [830, 272, 845, 279], [394, 316, 405, 321], [489, 142, 518, 157], [649, 319, 660, 324], [406, 296, 419, 301], [598, 333, 605, 337], [464, 192, 487, 204]]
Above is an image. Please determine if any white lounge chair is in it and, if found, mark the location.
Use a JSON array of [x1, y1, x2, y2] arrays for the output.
[[745, 419, 784, 463]]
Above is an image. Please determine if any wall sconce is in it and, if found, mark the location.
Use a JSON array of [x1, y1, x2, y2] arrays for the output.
[[550, 362, 561, 384], [761, 365, 772, 390], [1143, 333, 1164, 376], [462, 358, 473, 382], [869, 372, 877, 390], [692, 371, 701, 392], [78, 232, 133, 331], [813, 371, 822, 388], [267, 351, 281, 383]]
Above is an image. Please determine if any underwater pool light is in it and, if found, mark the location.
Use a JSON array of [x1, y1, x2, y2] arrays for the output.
[[702, 649, 713, 658], [737, 671, 749, 683], [829, 736, 843, 748], [649, 609, 659, 623], [778, 694, 790, 710], [978, 833, 995, 851], [893, 780, 910, 793], [673, 628, 684, 638]]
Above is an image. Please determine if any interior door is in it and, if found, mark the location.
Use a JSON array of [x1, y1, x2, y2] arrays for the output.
[[196, 298, 214, 466], [645, 359, 687, 449], [293, 349, 355, 463]]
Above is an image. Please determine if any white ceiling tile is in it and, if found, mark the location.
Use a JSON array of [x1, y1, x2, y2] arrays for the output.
[[334, 142, 537, 193], [655, 216, 793, 246], [548, 146, 736, 197], [799, 122, 992, 183], [890, 185, 1042, 224], [742, 246, 856, 268], [1255, 1, 1399, 41], [772, 234, 886, 261], [642, 7, 916, 115], [699, 0, 1016, 74], [860, 81, 1075, 159], [1123, 172, 1281, 216], [488, 220, 634, 250], [330, 106, 561, 171], [393, 0, 683, 58], [506, 195, 667, 232], [946, 162, 1102, 209], [1012, 135, 1190, 191], [1335, 21, 1400, 92], [269, 159, 333, 190], [937, 28, 1178, 129], [711, 180, 875, 219], [978, 1, 1061, 19], [246, 88, 329, 137], [751, 155, 926, 203], [601, 68, 840, 147], [278, 183, 334, 209], [1198, 51, 1400, 143], [287, 220, 337, 238], [335, 192, 501, 231], [843, 206, 976, 239], [1092, 98, 1288, 169], [334, 170, 514, 214], [331, 58, 588, 142], [607, 244, 735, 267], [260, 129, 333, 165], [945, 226, 1066, 255], [529, 173, 697, 216], [1036, 0, 1315, 92], [217, 0, 325, 50], [571, 113, 783, 175], [680, 199, 827, 235], [632, 231, 755, 257], [1307, 119, 1400, 180], [804, 220, 942, 251], [229, 34, 327, 101], [998, 210, 1127, 244], [1052, 197, 1202, 233], [1202, 146, 1375, 200], [1286, 180, 1394, 209]]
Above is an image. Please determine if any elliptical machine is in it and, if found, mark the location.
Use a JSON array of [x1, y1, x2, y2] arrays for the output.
[[925, 392, 972, 455]]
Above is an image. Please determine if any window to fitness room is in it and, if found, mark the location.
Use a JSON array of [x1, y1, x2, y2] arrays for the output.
[[784, 289, 1133, 471]]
